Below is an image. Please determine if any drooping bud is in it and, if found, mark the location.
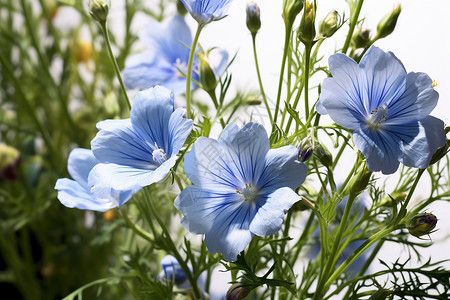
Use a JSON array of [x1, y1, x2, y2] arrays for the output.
[[197, 52, 218, 94], [246, 1, 261, 35], [407, 212, 438, 237], [89, 0, 109, 23], [226, 282, 255, 300], [319, 10, 341, 38], [347, 163, 372, 196], [314, 144, 332, 168], [298, 1, 316, 44], [351, 28, 371, 49], [282, 0, 304, 27], [376, 4, 401, 39], [0, 143, 21, 181]]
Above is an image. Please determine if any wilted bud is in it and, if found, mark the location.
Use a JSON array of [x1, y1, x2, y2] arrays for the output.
[[198, 53, 218, 93], [407, 212, 437, 237], [368, 288, 391, 300], [298, 146, 314, 162], [314, 144, 332, 168], [347, 163, 372, 196], [319, 10, 341, 38], [226, 282, 254, 300], [74, 40, 92, 63], [351, 28, 371, 49], [246, 2, 261, 35], [379, 192, 407, 207], [376, 4, 401, 39], [0, 143, 21, 181], [298, 1, 316, 44], [89, 0, 109, 23], [282, 0, 304, 26]]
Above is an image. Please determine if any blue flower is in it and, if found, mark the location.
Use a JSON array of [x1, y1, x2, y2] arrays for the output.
[[175, 122, 307, 261], [122, 16, 197, 94], [89, 86, 193, 192], [316, 46, 446, 174], [180, 0, 234, 24], [54, 148, 134, 212], [159, 255, 188, 284]]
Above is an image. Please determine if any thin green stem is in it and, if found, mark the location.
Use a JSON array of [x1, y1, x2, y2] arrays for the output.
[[303, 43, 312, 120], [118, 209, 154, 242], [186, 24, 203, 119], [274, 24, 292, 124], [342, 0, 364, 54], [251, 33, 273, 125], [99, 21, 131, 112]]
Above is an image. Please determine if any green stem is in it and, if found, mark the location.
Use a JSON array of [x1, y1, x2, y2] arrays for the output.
[[342, 0, 364, 54], [274, 24, 292, 124], [99, 21, 131, 112], [290, 212, 315, 265], [118, 209, 154, 242], [303, 43, 312, 120], [186, 24, 203, 119], [251, 33, 273, 125]]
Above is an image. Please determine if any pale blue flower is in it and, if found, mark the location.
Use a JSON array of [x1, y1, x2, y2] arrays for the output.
[[180, 0, 234, 24], [123, 16, 197, 94], [159, 255, 188, 284], [54, 148, 133, 212], [175, 122, 307, 261], [89, 86, 193, 192], [317, 46, 446, 174]]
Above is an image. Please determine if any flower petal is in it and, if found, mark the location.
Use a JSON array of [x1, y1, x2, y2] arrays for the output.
[[67, 148, 97, 189], [258, 145, 307, 192], [55, 178, 117, 212], [250, 187, 300, 236], [168, 108, 193, 157]]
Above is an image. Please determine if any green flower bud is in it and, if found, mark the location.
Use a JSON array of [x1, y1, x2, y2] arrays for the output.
[[347, 163, 372, 196], [379, 191, 407, 207], [314, 144, 333, 168], [351, 28, 371, 49], [176, 0, 187, 16], [376, 4, 401, 39], [226, 282, 254, 300], [0, 143, 21, 181], [407, 212, 438, 237], [298, 1, 316, 44], [282, 0, 304, 26], [369, 288, 391, 300], [198, 53, 218, 94], [89, 0, 109, 23], [246, 1, 261, 35], [319, 10, 341, 38]]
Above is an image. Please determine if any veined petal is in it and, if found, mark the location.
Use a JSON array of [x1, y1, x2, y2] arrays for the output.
[[395, 116, 446, 169], [67, 148, 97, 189], [258, 146, 307, 192], [250, 187, 300, 236], [130, 86, 175, 153], [353, 128, 400, 174], [168, 107, 193, 157], [184, 137, 243, 192], [181, 0, 234, 24], [55, 178, 117, 212], [386, 72, 439, 124], [91, 119, 157, 169]]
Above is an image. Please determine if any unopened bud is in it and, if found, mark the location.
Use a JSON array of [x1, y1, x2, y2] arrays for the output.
[[314, 144, 332, 168], [379, 192, 407, 207], [407, 212, 437, 237], [298, 1, 316, 44], [198, 53, 218, 93], [282, 0, 304, 27], [376, 4, 401, 39], [369, 288, 391, 300], [246, 2, 261, 35], [226, 282, 254, 300], [351, 28, 371, 49], [347, 163, 372, 196], [89, 0, 109, 23], [298, 146, 314, 162], [0, 143, 21, 181], [429, 136, 449, 166], [319, 10, 340, 38], [176, 0, 187, 15]]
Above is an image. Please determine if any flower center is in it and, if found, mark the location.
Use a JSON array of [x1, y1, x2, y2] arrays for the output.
[[152, 148, 168, 165], [367, 104, 388, 129], [173, 58, 188, 78], [236, 183, 258, 202]]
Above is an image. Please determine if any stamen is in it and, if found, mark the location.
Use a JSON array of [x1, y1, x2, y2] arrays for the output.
[[152, 148, 168, 165], [367, 104, 388, 129], [236, 183, 258, 202]]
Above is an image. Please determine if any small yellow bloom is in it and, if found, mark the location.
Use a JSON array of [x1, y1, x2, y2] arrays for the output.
[[432, 80, 437, 87]]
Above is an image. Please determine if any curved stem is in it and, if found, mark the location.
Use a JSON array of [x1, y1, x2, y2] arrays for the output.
[[274, 24, 292, 124], [186, 24, 204, 119], [100, 21, 131, 112], [251, 33, 273, 125], [342, 0, 364, 54]]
